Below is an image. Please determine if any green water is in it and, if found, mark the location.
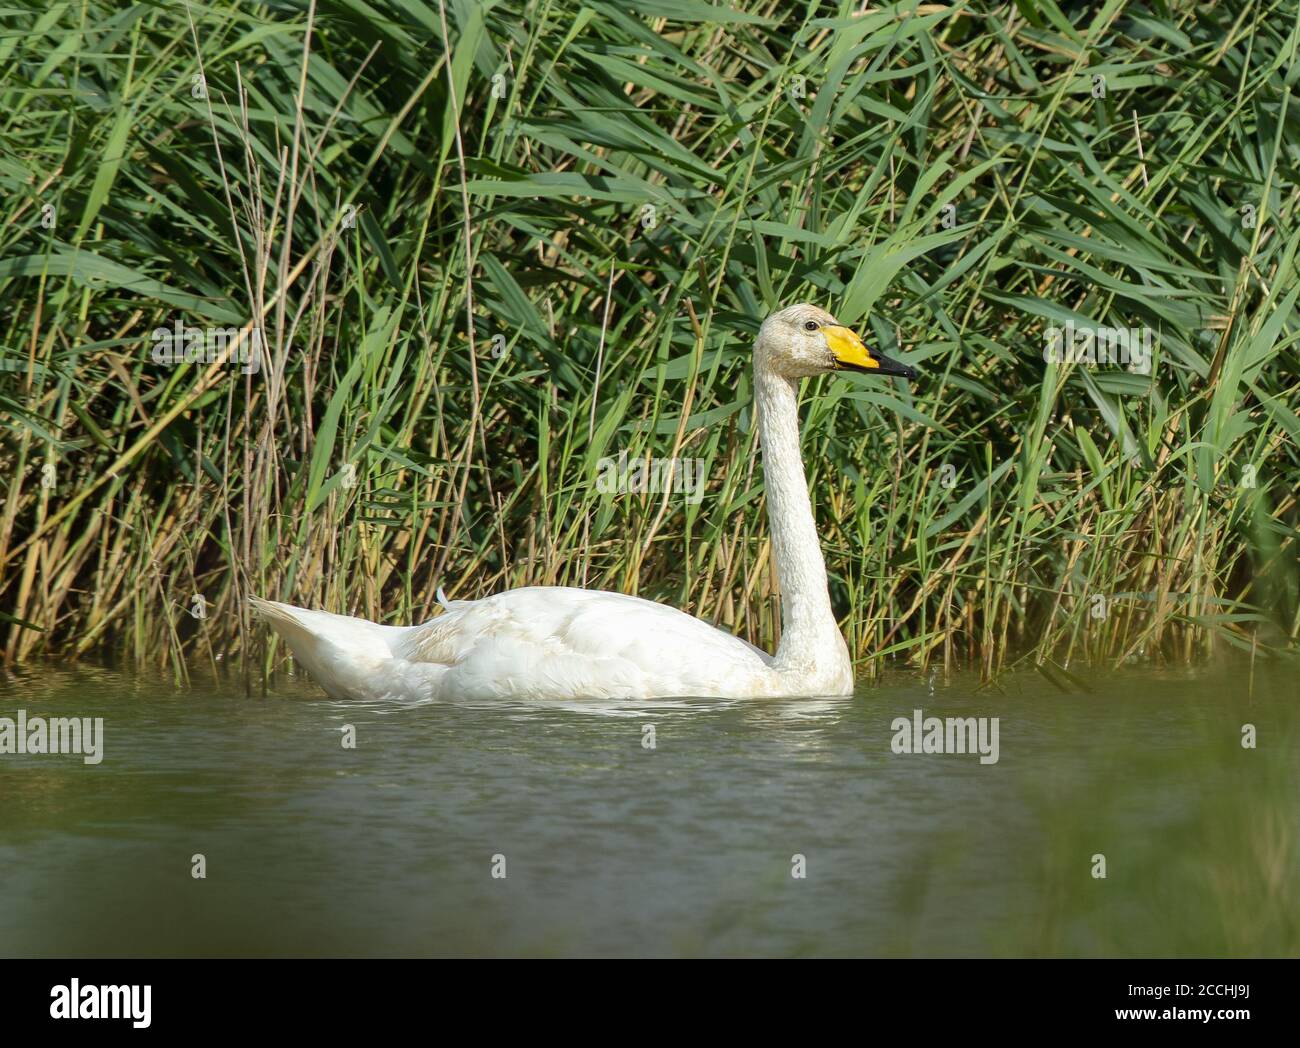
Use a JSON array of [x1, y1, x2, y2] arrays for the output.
[[0, 663, 1296, 957]]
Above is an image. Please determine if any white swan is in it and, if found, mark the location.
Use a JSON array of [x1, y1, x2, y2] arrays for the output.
[[252, 304, 916, 701]]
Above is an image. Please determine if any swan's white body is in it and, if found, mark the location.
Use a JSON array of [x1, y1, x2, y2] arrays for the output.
[[253, 304, 914, 701], [252, 586, 794, 702]]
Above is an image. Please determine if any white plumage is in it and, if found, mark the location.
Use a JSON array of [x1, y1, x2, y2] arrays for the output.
[[252, 304, 916, 701], [252, 587, 771, 702]]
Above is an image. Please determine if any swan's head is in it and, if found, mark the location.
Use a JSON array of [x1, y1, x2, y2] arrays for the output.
[[755, 303, 917, 381]]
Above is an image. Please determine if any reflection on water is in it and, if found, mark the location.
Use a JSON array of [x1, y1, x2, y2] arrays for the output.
[[0, 662, 1296, 957]]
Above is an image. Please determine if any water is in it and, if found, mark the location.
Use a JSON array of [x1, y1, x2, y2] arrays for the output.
[[1, 663, 1296, 957]]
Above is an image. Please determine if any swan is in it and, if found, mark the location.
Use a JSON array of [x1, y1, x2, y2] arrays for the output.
[[252, 303, 916, 701]]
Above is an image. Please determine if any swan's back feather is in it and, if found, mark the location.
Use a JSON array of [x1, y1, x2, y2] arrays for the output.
[[395, 587, 772, 699]]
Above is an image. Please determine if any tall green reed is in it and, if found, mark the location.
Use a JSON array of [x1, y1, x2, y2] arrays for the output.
[[0, 0, 1296, 681]]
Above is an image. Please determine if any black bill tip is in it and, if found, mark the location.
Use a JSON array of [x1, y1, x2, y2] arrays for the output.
[[875, 354, 917, 380], [837, 352, 917, 380]]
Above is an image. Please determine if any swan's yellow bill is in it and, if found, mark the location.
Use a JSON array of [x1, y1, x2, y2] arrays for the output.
[[824, 326, 875, 368], [824, 325, 917, 379]]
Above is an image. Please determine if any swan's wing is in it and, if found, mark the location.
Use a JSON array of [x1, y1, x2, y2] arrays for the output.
[[392, 586, 771, 699]]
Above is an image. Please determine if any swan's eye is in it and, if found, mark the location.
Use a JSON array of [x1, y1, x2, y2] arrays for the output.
[[803, 321, 820, 332]]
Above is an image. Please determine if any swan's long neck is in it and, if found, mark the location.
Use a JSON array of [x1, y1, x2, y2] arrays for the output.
[[754, 364, 851, 684]]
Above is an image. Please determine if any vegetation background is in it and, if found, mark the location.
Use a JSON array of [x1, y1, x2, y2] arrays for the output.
[[1, 0, 1297, 683]]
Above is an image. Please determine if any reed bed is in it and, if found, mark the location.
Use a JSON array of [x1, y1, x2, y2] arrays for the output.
[[1, 0, 1297, 683]]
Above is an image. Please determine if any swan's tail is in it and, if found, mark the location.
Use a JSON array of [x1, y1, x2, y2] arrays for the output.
[[250, 597, 402, 698]]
